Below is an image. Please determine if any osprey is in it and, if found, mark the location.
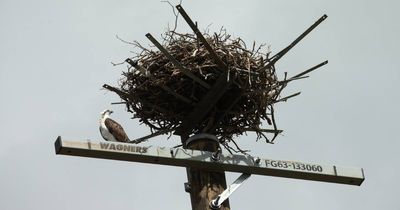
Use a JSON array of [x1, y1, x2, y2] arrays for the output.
[[99, 109, 130, 142]]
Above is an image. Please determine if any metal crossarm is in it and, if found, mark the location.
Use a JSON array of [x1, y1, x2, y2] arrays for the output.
[[55, 138, 365, 186]]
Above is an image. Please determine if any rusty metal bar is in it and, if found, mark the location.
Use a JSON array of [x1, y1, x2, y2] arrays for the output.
[[175, 71, 233, 137], [125, 58, 148, 76], [175, 4, 228, 72], [258, 14, 328, 72], [173, 4, 239, 137]]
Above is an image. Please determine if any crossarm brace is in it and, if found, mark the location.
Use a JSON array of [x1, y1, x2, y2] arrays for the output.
[[210, 173, 252, 209], [258, 14, 328, 72]]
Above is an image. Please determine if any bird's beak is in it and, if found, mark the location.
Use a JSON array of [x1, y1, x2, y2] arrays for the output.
[[109, 110, 114, 114]]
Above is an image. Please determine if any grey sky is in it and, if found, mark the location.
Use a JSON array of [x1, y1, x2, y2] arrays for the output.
[[1, 0, 399, 209]]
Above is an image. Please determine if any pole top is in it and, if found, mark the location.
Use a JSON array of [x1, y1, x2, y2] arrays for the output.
[[185, 133, 219, 151]]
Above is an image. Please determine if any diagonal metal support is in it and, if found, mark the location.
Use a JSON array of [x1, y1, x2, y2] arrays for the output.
[[258, 14, 328, 72], [205, 88, 243, 133], [145, 33, 211, 89], [210, 173, 251, 209], [174, 4, 239, 137], [175, 70, 233, 137], [176, 4, 228, 72]]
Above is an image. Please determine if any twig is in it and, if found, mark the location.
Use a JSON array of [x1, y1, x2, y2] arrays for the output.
[[161, 0, 182, 32], [274, 92, 301, 103], [290, 60, 328, 79], [130, 128, 175, 144]]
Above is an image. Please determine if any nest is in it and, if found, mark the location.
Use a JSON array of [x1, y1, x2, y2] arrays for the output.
[[104, 5, 327, 152]]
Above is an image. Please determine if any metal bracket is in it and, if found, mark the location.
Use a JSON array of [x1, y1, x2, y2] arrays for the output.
[[210, 173, 251, 209], [211, 147, 222, 162], [184, 182, 191, 193]]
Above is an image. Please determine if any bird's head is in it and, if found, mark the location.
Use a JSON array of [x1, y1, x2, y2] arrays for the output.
[[100, 109, 113, 117]]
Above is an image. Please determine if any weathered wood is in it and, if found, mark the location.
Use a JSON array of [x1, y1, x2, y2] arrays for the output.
[[184, 135, 230, 210]]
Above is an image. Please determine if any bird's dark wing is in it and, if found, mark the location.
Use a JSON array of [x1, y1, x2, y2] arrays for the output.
[[104, 118, 130, 142]]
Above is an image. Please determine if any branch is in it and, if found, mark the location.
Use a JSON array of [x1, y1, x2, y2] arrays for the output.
[[290, 60, 328, 79], [129, 128, 175, 144]]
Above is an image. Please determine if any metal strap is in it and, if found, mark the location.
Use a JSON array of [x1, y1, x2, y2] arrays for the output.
[[210, 173, 251, 209]]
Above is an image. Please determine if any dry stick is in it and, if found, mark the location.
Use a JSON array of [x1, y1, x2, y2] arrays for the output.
[[103, 84, 170, 115], [290, 60, 328, 79], [221, 143, 234, 155], [253, 128, 272, 143], [125, 58, 194, 105], [235, 127, 283, 134], [244, 75, 307, 96], [160, 0, 181, 32], [269, 105, 279, 143], [278, 75, 309, 84], [230, 138, 250, 154], [116, 35, 153, 54], [111, 102, 126, 105], [145, 33, 211, 89], [267, 61, 328, 100], [129, 128, 175, 144], [274, 92, 301, 103]]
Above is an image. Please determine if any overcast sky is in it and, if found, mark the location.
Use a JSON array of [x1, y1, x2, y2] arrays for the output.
[[1, 0, 399, 209]]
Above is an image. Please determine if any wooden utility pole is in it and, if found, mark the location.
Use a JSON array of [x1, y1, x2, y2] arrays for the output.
[[184, 134, 230, 210]]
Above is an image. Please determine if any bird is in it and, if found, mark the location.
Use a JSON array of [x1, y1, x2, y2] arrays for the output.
[[99, 109, 130, 142]]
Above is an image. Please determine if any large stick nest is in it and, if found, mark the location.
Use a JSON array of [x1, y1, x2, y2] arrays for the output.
[[107, 29, 292, 146], [103, 4, 328, 153]]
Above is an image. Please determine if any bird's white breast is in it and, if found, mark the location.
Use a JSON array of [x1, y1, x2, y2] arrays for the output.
[[100, 117, 117, 142]]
